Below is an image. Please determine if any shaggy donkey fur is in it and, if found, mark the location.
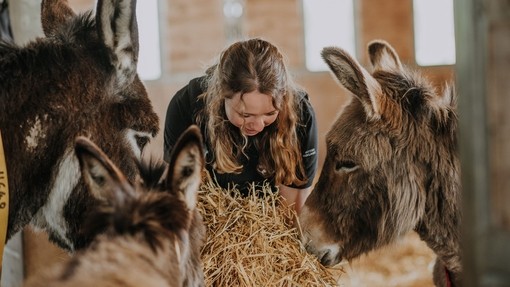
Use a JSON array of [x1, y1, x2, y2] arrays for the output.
[[23, 126, 206, 287], [299, 40, 461, 287], [0, 0, 159, 251]]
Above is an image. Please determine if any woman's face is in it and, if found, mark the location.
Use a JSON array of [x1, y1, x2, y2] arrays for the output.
[[225, 91, 279, 136]]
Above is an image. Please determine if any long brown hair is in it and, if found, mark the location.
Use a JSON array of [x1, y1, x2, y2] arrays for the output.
[[197, 38, 307, 186]]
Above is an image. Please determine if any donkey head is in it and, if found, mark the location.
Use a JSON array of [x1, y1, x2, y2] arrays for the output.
[[299, 40, 459, 268], [23, 126, 205, 287], [0, 0, 158, 251], [76, 126, 205, 286]]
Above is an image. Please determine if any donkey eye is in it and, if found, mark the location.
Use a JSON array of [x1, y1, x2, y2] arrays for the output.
[[135, 136, 150, 151], [335, 160, 358, 172]]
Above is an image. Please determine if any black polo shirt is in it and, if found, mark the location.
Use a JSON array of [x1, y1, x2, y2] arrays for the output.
[[164, 76, 318, 195]]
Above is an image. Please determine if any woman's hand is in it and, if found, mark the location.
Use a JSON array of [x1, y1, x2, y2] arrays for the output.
[[278, 185, 312, 215]]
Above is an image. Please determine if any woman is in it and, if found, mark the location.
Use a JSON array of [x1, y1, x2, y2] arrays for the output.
[[164, 38, 317, 213]]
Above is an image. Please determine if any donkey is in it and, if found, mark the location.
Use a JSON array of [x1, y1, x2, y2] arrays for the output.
[[0, 0, 159, 251], [298, 40, 461, 286], [23, 126, 206, 287]]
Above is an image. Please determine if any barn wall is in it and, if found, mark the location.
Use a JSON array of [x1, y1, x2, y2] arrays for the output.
[[145, 0, 454, 168], [20, 0, 455, 280]]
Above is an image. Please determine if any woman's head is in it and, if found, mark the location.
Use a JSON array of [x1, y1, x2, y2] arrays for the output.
[[217, 38, 287, 97], [216, 38, 290, 135], [224, 90, 279, 136], [201, 38, 306, 186]]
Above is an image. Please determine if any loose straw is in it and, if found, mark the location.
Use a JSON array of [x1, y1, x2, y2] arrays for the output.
[[197, 180, 342, 286]]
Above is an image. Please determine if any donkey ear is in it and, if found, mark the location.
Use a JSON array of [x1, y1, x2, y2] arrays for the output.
[[166, 126, 204, 211], [322, 46, 383, 119], [41, 0, 76, 37], [96, 0, 139, 90], [75, 136, 134, 203], [368, 40, 402, 72]]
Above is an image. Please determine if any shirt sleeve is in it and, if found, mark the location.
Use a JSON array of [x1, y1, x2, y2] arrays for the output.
[[163, 77, 204, 162], [291, 91, 319, 189]]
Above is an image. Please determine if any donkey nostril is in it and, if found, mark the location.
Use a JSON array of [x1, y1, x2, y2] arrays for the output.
[[319, 250, 331, 266]]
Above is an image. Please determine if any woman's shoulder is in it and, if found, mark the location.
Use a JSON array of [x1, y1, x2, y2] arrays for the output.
[[184, 76, 208, 100], [189, 76, 208, 94], [294, 89, 315, 120], [172, 76, 207, 106]]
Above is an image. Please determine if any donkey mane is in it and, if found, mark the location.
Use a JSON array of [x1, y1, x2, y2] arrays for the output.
[[372, 69, 457, 134], [83, 159, 189, 253], [47, 11, 96, 43], [136, 158, 168, 189], [84, 191, 190, 253]]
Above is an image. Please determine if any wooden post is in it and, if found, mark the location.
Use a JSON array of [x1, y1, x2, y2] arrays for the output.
[[455, 0, 510, 286]]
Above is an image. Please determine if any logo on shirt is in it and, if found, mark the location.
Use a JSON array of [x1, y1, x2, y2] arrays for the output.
[[303, 148, 316, 158]]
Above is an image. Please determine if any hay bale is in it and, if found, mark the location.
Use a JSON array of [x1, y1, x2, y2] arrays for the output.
[[197, 181, 342, 286]]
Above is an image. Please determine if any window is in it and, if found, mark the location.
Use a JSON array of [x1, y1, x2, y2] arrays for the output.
[[302, 0, 356, 72], [413, 0, 456, 66], [224, 0, 245, 42], [136, 0, 162, 80]]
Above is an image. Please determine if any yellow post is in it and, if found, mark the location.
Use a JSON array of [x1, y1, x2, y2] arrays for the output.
[[0, 131, 10, 272]]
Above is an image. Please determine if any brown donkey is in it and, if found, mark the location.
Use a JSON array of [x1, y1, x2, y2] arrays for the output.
[[23, 126, 206, 287], [299, 40, 461, 286], [0, 0, 159, 251]]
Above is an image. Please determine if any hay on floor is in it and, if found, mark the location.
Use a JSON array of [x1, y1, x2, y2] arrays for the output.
[[197, 181, 342, 286]]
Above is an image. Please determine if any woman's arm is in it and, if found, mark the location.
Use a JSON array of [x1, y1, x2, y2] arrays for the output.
[[164, 77, 205, 162], [279, 184, 313, 215], [279, 92, 317, 215]]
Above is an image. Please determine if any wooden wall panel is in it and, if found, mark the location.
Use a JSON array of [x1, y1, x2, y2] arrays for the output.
[[456, 0, 510, 285]]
